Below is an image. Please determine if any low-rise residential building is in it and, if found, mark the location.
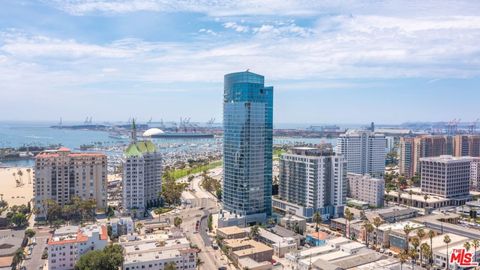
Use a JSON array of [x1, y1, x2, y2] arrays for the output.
[[120, 231, 197, 270], [224, 238, 274, 265], [0, 230, 26, 269], [377, 207, 418, 223], [238, 257, 272, 270], [279, 215, 306, 234], [347, 173, 385, 207], [386, 222, 425, 252], [48, 225, 108, 270], [306, 232, 328, 247], [330, 217, 362, 236], [109, 217, 134, 237], [257, 228, 297, 257], [216, 226, 248, 240]]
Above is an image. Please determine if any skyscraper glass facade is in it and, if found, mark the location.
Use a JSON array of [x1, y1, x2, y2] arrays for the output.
[[222, 71, 273, 224]]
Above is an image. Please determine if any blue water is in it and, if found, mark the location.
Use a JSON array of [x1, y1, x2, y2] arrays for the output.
[[0, 122, 338, 167], [0, 122, 125, 148]]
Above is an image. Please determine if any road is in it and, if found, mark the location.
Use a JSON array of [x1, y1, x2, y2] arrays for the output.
[[22, 227, 50, 270], [177, 169, 233, 270]]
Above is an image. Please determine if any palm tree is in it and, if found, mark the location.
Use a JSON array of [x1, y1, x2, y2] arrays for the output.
[[344, 208, 354, 238], [12, 248, 25, 267], [26, 168, 32, 184], [416, 228, 425, 240], [363, 221, 374, 247], [423, 194, 429, 210], [249, 225, 260, 241], [165, 262, 177, 270], [472, 239, 480, 264], [444, 235, 451, 270], [408, 190, 414, 207], [411, 237, 420, 257], [196, 257, 204, 269], [464, 241, 471, 254], [385, 188, 391, 206], [409, 247, 418, 270], [428, 230, 435, 266], [136, 222, 144, 233], [399, 250, 409, 270], [403, 225, 412, 252], [312, 211, 322, 233], [397, 186, 403, 205], [420, 242, 430, 266], [372, 217, 383, 248]]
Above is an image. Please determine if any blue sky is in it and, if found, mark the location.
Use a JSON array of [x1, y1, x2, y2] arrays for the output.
[[1, 0, 480, 124]]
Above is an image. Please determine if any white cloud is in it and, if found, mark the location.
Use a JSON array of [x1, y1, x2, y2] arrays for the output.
[[223, 22, 249, 33], [2, 3, 480, 98]]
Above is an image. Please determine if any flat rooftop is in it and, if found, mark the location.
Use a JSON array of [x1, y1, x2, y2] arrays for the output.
[[216, 226, 246, 235], [224, 238, 273, 257], [378, 221, 423, 232]]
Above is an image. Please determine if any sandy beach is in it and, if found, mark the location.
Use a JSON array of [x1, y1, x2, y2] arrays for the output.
[[0, 167, 34, 207]]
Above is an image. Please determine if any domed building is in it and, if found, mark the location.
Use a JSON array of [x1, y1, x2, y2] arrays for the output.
[[143, 128, 164, 137]]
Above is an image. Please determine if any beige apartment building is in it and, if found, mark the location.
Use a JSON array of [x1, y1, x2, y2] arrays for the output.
[[34, 147, 107, 220]]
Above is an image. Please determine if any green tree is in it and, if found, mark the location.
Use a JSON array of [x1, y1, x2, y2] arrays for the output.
[[399, 250, 408, 270], [403, 225, 412, 252], [165, 262, 177, 270], [372, 217, 383, 247], [25, 228, 36, 239], [312, 211, 322, 233], [161, 177, 188, 205], [249, 225, 260, 240], [174, 217, 183, 227], [444, 235, 451, 270], [409, 247, 418, 270], [344, 208, 354, 238], [10, 212, 28, 228], [12, 248, 25, 268], [428, 230, 435, 266], [420, 242, 430, 266], [423, 194, 429, 210], [136, 222, 144, 233], [207, 214, 213, 232], [75, 244, 123, 270], [472, 239, 479, 264], [363, 221, 374, 247]]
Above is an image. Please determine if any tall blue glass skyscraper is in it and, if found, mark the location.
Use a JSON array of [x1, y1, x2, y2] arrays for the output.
[[222, 71, 273, 225]]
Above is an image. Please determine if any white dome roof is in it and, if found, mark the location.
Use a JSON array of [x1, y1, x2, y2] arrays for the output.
[[143, 128, 164, 136]]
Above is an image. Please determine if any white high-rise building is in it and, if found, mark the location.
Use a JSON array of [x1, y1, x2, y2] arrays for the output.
[[347, 173, 385, 207], [34, 147, 107, 220], [420, 155, 472, 199], [276, 147, 347, 220], [123, 121, 162, 214], [337, 130, 386, 177]]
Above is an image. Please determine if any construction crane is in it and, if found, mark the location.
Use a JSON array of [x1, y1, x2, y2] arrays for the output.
[[469, 119, 479, 134]]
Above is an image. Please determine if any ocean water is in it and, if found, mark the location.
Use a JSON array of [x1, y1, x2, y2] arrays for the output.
[[0, 122, 126, 148], [0, 121, 337, 167]]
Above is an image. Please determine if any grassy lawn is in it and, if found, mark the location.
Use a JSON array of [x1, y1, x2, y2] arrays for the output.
[[273, 148, 287, 160], [154, 207, 174, 215], [165, 160, 223, 180]]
